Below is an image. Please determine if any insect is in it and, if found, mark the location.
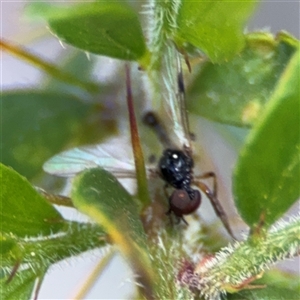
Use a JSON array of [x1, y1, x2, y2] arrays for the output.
[[142, 51, 234, 237], [143, 111, 201, 222], [143, 96, 233, 238], [43, 52, 234, 238]]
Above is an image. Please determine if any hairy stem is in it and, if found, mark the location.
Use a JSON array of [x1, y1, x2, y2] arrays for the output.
[[190, 215, 300, 299]]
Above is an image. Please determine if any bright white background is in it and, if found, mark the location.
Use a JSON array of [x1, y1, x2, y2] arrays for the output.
[[1, 1, 299, 299]]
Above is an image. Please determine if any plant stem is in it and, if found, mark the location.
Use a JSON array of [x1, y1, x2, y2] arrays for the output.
[[125, 65, 151, 207], [1, 39, 99, 94], [35, 187, 74, 207], [191, 215, 300, 299], [1, 222, 107, 270], [73, 249, 116, 299]]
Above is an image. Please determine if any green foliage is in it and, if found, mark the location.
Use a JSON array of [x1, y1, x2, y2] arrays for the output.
[[175, 0, 257, 62], [192, 216, 300, 298], [71, 167, 154, 296], [233, 50, 300, 228], [1, 220, 107, 270], [0, 164, 64, 237], [1, 221, 107, 299], [228, 269, 300, 300], [1, 90, 117, 180], [72, 168, 147, 250], [1, 269, 38, 300], [188, 32, 298, 126], [1, 164, 108, 299], [1, 1, 299, 300], [27, 2, 148, 62], [230, 287, 300, 300]]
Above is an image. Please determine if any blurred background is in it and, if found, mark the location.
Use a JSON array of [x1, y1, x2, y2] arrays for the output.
[[1, 1, 299, 299]]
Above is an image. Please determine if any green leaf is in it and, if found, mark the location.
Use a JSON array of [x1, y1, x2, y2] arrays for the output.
[[0, 236, 18, 256], [27, 2, 148, 61], [175, 0, 257, 62], [229, 286, 300, 300], [0, 164, 64, 237], [1, 220, 106, 299], [233, 50, 300, 228], [1, 91, 113, 180], [258, 269, 300, 296], [188, 32, 298, 127], [228, 269, 300, 300], [71, 167, 154, 289], [194, 217, 300, 299], [1, 220, 105, 300], [1, 222, 107, 270], [0, 269, 38, 300]]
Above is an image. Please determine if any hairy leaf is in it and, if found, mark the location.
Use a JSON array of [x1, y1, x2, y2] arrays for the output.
[[0, 269, 38, 300], [2, 222, 107, 271]]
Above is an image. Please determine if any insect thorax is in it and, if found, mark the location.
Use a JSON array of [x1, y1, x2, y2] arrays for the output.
[[159, 149, 194, 191]]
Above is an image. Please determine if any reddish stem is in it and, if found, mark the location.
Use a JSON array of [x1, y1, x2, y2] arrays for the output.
[[125, 65, 150, 206]]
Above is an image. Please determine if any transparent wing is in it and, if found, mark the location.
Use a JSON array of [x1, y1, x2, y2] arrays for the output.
[[43, 137, 155, 178], [162, 43, 192, 151]]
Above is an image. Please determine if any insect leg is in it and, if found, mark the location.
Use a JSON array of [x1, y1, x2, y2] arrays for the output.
[[195, 172, 217, 198], [180, 216, 189, 225], [164, 185, 172, 216], [194, 181, 235, 239]]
